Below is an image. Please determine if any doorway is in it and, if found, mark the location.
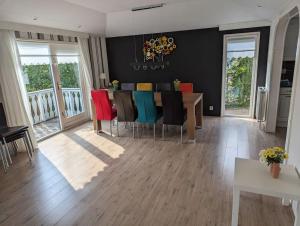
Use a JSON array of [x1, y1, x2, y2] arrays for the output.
[[17, 41, 88, 140], [222, 32, 260, 118]]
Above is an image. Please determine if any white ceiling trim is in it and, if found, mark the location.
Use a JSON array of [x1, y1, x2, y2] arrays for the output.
[[0, 21, 89, 38]]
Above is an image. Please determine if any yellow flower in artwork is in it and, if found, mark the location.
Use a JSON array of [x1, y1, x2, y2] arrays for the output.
[[284, 153, 289, 159]]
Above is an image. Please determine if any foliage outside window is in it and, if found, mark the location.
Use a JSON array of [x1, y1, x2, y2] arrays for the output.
[[23, 63, 80, 92], [225, 56, 253, 109]]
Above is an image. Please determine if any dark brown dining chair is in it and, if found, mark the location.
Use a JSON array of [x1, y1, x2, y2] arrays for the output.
[[113, 91, 137, 137]]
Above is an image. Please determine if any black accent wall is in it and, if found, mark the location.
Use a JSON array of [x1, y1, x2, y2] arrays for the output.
[[106, 26, 270, 116]]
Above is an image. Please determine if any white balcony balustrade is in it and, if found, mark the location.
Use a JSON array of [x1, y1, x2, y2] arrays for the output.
[[27, 88, 83, 125]]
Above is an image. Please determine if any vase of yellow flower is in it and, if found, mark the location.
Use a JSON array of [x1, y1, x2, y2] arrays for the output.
[[112, 80, 119, 91], [173, 79, 181, 91], [259, 147, 288, 179]]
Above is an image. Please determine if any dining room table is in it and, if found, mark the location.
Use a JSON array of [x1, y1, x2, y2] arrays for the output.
[[91, 91, 203, 141]]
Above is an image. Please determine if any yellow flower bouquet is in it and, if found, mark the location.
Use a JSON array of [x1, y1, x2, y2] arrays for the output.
[[259, 147, 288, 166], [259, 147, 288, 178], [112, 80, 119, 91], [173, 79, 181, 91]]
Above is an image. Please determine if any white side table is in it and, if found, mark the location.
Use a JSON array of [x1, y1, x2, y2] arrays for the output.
[[232, 158, 300, 226]]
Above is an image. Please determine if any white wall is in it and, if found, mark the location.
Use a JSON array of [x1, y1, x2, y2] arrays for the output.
[[283, 17, 299, 61]]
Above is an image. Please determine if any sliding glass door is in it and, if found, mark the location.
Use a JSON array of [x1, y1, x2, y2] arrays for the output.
[[18, 41, 88, 140], [222, 33, 260, 118]]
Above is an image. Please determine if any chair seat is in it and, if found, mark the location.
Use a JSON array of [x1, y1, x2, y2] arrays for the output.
[[0, 126, 28, 138]]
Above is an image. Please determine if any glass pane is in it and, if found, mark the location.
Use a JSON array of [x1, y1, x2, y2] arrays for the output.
[[225, 38, 256, 116], [18, 42, 50, 55], [57, 56, 84, 118], [227, 38, 256, 52], [19, 55, 61, 140]]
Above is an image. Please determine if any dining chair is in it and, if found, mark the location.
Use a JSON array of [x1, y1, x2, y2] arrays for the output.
[[161, 91, 187, 143], [133, 91, 162, 140], [113, 91, 137, 137], [136, 83, 153, 91], [121, 83, 135, 91], [156, 83, 172, 92], [91, 90, 117, 136], [0, 103, 34, 172], [179, 83, 193, 93]]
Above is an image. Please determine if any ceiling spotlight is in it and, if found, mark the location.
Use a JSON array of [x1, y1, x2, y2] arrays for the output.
[[33, 17, 38, 21], [257, 4, 263, 8], [77, 25, 82, 28]]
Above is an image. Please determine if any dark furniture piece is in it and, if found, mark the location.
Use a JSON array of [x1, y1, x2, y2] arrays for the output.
[[161, 91, 187, 143], [113, 91, 137, 137], [0, 103, 34, 172], [121, 83, 136, 91], [156, 83, 172, 92]]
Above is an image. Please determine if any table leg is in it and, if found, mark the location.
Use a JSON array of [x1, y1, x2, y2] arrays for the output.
[[195, 98, 203, 128], [91, 99, 102, 133], [187, 104, 196, 141], [232, 187, 240, 226], [295, 201, 300, 226]]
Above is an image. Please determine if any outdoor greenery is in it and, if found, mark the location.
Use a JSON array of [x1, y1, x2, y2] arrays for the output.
[[225, 56, 253, 108], [23, 63, 80, 92]]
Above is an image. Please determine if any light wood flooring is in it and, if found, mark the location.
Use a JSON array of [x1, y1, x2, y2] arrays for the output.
[[0, 117, 294, 226]]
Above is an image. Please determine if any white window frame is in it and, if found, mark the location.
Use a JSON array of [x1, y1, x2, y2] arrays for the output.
[[221, 32, 261, 118], [17, 39, 89, 131]]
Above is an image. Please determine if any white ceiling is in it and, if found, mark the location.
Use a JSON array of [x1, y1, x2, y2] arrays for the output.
[[0, 0, 106, 34], [0, 0, 293, 36]]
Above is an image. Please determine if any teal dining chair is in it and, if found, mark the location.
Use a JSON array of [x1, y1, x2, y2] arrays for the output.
[[133, 91, 162, 140]]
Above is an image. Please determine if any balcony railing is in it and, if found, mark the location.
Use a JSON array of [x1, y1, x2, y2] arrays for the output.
[[27, 88, 83, 125]]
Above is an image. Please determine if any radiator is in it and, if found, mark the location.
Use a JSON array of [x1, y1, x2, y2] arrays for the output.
[[256, 87, 268, 122]]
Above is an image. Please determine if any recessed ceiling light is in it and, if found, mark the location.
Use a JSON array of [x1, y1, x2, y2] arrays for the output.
[[33, 17, 38, 21], [77, 25, 82, 28], [257, 4, 263, 8]]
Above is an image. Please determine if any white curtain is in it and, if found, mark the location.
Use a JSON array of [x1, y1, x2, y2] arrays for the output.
[[0, 30, 37, 149], [78, 37, 94, 120]]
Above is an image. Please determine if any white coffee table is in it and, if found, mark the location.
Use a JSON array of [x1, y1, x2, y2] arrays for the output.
[[232, 158, 300, 226]]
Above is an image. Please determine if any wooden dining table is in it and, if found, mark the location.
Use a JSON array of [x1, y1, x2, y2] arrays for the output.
[[92, 92, 203, 141]]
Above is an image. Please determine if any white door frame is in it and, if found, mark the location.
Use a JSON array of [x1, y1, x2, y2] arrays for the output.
[[221, 32, 261, 118]]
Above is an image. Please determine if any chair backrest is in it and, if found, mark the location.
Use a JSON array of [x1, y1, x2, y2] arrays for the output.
[[156, 83, 172, 92], [121, 83, 135, 91], [113, 91, 136, 122], [179, 83, 193, 93], [161, 91, 185, 125], [136, 83, 153, 91], [133, 91, 157, 123], [91, 90, 114, 120], [0, 103, 7, 128]]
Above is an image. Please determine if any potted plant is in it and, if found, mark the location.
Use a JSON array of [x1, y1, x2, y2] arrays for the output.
[[259, 147, 288, 178], [173, 79, 181, 91], [112, 80, 119, 91]]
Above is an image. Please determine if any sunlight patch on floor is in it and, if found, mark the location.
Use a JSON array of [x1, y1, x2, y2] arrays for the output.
[[40, 134, 108, 190]]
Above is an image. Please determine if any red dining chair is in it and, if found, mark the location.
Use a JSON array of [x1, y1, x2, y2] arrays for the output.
[[91, 90, 117, 136], [179, 83, 193, 93]]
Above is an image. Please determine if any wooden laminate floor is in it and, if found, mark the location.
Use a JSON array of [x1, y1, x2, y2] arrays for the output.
[[0, 117, 294, 226]]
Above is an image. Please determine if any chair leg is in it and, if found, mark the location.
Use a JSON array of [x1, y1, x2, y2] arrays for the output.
[[3, 138, 12, 165], [117, 121, 119, 137], [23, 137, 32, 161], [24, 134, 33, 159], [180, 126, 183, 144], [162, 124, 165, 140], [110, 120, 113, 136], [0, 145, 7, 173], [12, 142, 18, 156], [136, 123, 139, 138], [133, 122, 135, 138], [153, 124, 156, 141]]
